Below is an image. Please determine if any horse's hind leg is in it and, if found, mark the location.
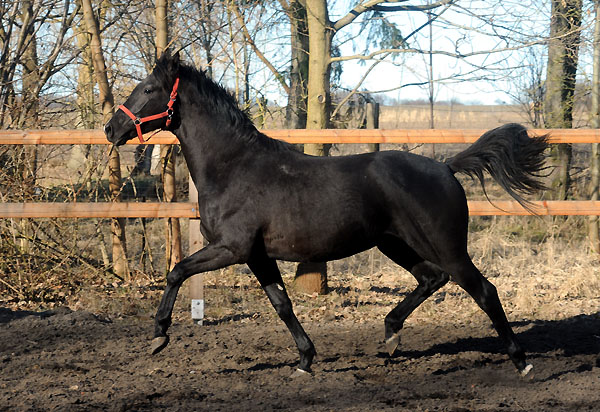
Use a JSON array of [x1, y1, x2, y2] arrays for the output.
[[446, 258, 532, 376], [247, 254, 316, 375], [377, 238, 450, 355]]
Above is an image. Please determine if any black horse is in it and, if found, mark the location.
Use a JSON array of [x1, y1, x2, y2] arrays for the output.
[[104, 52, 547, 377]]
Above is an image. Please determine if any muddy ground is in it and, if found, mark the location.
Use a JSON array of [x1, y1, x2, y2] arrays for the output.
[[1, 303, 599, 412]]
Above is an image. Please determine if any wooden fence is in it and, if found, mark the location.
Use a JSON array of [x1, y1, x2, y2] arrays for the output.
[[1, 128, 600, 217], [2, 128, 599, 324]]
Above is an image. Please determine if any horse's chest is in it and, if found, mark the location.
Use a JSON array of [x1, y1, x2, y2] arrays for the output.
[[197, 191, 260, 240]]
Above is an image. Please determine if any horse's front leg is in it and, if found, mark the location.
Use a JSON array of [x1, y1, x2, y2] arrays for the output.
[[150, 243, 239, 354], [248, 255, 316, 375]]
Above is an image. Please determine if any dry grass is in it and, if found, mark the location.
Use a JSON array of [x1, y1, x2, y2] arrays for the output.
[[467, 217, 600, 322], [2, 203, 598, 330]]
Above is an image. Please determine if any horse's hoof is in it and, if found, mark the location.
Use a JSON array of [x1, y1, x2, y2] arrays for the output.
[[290, 368, 312, 379], [385, 332, 401, 356], [519, 363, 534, 378], [150, 336, 170, 355]]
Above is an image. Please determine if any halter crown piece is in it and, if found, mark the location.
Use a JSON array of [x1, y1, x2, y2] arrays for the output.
[[118, 78, 180, 143]]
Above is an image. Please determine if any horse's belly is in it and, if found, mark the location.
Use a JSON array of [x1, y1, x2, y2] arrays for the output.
[[263, 219, 376, 262]]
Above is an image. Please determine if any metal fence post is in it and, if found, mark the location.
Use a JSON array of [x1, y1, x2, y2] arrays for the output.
[[188, 173, 204, 325]]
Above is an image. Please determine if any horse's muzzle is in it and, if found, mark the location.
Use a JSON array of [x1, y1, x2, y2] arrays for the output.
[[103, 118, 129, 146], [104, 122, 113, 140]]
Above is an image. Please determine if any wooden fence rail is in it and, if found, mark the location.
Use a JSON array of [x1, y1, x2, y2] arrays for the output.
[[0, 200, 599, 218], [1, 129, 599, 217], [2, 128, 600, 145]]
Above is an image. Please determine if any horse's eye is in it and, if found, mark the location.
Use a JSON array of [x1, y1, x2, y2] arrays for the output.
[[144, 88, 153, 94]]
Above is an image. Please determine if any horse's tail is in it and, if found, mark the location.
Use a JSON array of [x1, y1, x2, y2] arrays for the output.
[[445, 123, 549, 209]]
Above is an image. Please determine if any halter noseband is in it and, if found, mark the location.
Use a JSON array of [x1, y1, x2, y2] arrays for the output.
[[118, 78, 180, 143]]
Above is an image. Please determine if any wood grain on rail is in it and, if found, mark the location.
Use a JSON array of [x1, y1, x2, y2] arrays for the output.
[[0, 201, 598, 218], [1, 128, 600, 145], [0, 202, 200, 218]]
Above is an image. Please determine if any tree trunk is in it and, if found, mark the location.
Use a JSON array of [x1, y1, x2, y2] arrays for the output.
[[17, 0, 39, 253], [366, 102, 380, 152], [304, 0, 332, 156], [75, 22, 95, 130], [294, 0, 332, 295], [132, 0, 161, 177], [155, 0, 182, 272], [161, 144, 182, 271], [544, 0, 582, 200], [589, 0, 600, 253], [286, 0, 309, 130], [75, 4, 110, 269], [81, 0, 129, 279], [155, 0, 168, 57], [74, 5, 97, 184]]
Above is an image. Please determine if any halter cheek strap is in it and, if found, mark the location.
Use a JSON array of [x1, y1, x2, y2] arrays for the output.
[[118, 78, 180, 143]]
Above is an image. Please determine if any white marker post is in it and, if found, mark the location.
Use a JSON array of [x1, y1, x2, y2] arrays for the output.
[[188, 175, 204, 325]]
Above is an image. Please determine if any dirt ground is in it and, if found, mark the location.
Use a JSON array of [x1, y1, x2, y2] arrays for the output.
[[1, 300, 599, 411], [2, 218, 600, 411]]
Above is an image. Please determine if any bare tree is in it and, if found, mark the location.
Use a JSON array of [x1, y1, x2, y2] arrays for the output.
[[507, 48, 546, 128], [0, 0, 78, 129], [0, 0, 79, 258], [590, 0, 600, 253], [284, 0, 309, 129], [81, 0, 130, 279], [156, 0, 183, 272], [544, 0, 583, 200]]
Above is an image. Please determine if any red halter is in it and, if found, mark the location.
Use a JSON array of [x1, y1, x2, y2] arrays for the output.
[[118, 78, 180, 143]]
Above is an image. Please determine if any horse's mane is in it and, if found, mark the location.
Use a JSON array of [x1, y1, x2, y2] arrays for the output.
[[158, 57, 296, 153]]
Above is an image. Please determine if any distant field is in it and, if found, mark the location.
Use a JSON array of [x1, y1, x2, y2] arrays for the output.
[[380, 104, 529, 129], [264, 103, 591, 130]]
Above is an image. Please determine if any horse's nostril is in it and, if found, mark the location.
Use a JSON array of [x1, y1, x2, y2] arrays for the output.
[[104, 123, 112, 138]]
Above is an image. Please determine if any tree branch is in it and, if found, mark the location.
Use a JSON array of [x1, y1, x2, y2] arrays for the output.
[[231, 3, 290, 95], [333, 0, 454, 32], [330, 53, 389, 119], [329, 38, 548, 64], [372, 0, 455, 13]]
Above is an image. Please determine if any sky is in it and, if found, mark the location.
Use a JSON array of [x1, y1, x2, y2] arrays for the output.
[[250, 0, 558, 107], [327, 0, 593, 106]]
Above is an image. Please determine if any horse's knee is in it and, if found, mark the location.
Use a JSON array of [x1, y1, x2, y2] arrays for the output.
[[166, 265, 185, 286]]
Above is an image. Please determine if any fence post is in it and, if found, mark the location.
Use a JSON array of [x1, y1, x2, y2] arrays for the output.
[[188, 173, 204, 325]]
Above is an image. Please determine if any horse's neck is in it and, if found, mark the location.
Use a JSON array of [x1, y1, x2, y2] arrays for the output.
[[174, 106, 248, 190]]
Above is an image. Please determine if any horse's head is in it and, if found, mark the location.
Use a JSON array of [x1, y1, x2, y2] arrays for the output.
[[104, 51, 180, 146]]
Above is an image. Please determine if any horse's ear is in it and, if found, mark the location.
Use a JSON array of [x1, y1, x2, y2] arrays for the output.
[[171, 51, 180, 68], [169, 51, 180, 75], [155, 50, 180, 85]]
